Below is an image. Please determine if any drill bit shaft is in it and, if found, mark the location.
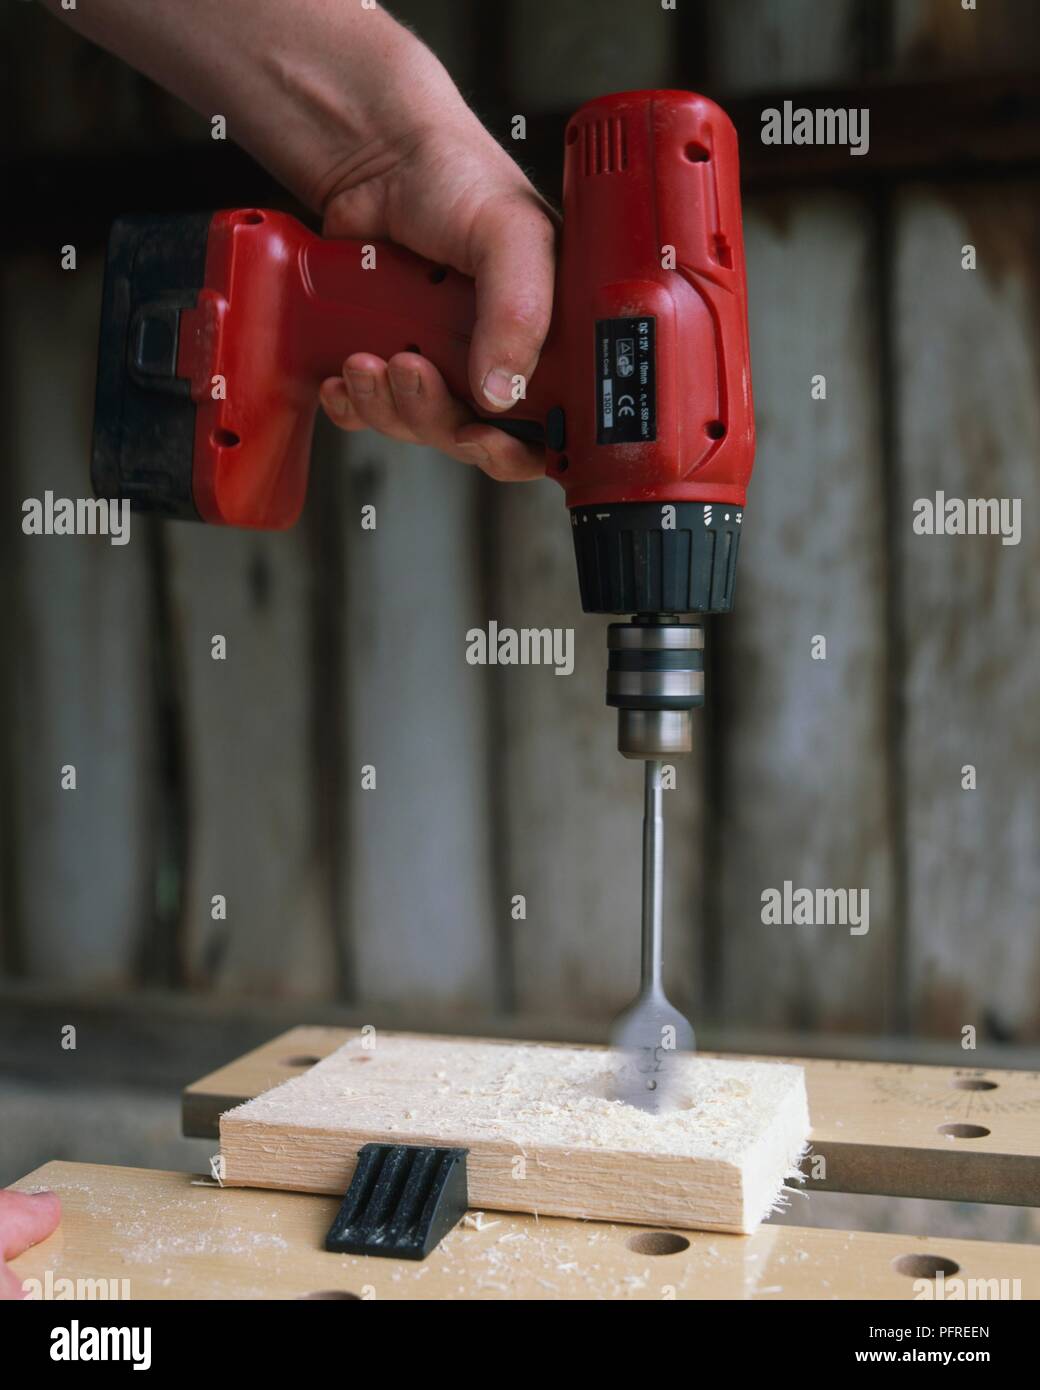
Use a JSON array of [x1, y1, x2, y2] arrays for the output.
[[641, 759, 665, 993], [611, 760, 696, 1111]]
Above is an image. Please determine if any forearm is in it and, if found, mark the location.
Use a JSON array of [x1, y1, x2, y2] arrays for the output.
[[41, 0, 468, 211]]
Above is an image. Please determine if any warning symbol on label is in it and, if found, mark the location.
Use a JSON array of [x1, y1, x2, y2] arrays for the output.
[[615, 338, 635, 377]]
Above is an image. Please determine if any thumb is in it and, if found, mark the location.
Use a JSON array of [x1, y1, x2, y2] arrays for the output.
[[467, 193, 556, 412], [0, 1189, 62, 1262]]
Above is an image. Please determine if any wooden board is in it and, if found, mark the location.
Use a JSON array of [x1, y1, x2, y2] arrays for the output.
[[500, 9, 701, 1025], [716, 194, 893, 1033], [492, 479, 702, 1020], [218, 1035, 809, 1234], [893, 182, 1040, 1040], [3, 256, 155, 986], [705, 0, 866, 94], [186, 1028, 1040, 1206], [11, 1160, 1040, 1301], [335, 436, 499, 1012], [164, 517, 335, 996]]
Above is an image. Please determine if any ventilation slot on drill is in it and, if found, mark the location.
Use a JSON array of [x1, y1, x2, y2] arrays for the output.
[[582, 116, 628, 176]]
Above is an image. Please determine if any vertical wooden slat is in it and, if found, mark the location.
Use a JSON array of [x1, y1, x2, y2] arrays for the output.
[[4, 258, 155, 984], [705, 0, 895, 1030], [338, 438, 498, 1013], [890, 0, 1040, 1037], [715, 197, 894, 1031], [893, 0, 1040, 74], [387, 0, 479, 86], [495, 1, 700, 1025], [164, 521, 336, 997], [505, 0, 674, 111], [495, 482, 702, 1020], [705, 0, 869, 92], [894, 183, 1040, 1039]]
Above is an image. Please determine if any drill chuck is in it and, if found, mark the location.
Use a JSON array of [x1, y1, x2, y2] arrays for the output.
[[607, 622, 704, 759]]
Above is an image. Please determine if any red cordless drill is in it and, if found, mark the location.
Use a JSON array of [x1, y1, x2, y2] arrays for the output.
[[93, 90, 755, 1103]]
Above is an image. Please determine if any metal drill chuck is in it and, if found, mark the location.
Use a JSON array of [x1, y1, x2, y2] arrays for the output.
[[606, 621, 705, 759]]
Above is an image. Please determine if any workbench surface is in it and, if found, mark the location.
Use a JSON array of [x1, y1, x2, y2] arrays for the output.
[[11, 1161, 1040, 1300]]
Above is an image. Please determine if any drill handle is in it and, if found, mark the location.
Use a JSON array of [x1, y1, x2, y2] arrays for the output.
[[179, 211, 549, 526]]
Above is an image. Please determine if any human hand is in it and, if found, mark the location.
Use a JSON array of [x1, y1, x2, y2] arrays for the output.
[[44, 1, 556, 481], [0, 1189, 61, 1299], [316, 31, 556, 481]]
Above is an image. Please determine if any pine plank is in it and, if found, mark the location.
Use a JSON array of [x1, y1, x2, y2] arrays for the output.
[[218, 1035, 809, 1234]]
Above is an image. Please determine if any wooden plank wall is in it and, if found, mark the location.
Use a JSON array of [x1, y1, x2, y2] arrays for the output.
[[1, 0, 1037, 1046], [891, 0, 1040, 1040], [498, 2, 700, 1021], [705, 1, 894, 1033]]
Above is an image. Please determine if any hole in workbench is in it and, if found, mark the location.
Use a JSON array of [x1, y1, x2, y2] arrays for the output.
[[892, 1254, 960, 1281], [937, 1122, 991, 1139], [951, 1078, 998, 1091], [281, 1055, 322, 1068], [298, 1290, 361, 1300], [627, 1231, 690, 1257]]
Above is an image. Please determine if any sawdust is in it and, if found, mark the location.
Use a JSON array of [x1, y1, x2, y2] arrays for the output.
[[225, 1036, 807, 1166]]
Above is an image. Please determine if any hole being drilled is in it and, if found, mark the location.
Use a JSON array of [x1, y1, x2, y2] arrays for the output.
[[211, 428, 240, 448], [281, 1055, 321, 1068], [937, 1122, 991, 1139], [951, 1078, 998, 1091], [627, 1231, 690, 1257], [893, 1254, 960, 1280], [298, 1290, 361, 1300]]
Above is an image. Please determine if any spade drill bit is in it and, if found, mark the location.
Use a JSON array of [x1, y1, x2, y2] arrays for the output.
[[605, 618, 702, 1111], [611, 758, 696, 1111]]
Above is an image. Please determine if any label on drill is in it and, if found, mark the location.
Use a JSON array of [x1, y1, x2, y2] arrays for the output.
[[595, 317, 656, 445]]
